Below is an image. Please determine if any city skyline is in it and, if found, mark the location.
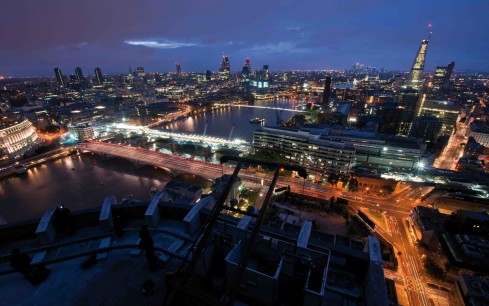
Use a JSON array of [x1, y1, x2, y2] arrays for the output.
[[1, 0, 489, 76]]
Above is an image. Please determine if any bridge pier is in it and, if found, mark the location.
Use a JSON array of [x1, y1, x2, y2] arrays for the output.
[[133, 161, 146, 169], [101, 153, 114, 161]]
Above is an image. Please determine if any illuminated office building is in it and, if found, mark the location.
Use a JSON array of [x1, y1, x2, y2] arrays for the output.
[[219, 55, 230, 79], [261, 65, 270, 81], [253, 127, 355, 178], [94, 67, 103, 85], [432, 61, 455, 91], [176, 63, 181, 76], [417, 99, 460, 136], [95, 67, 104, 85], [322, 76, 332, 105], [54, 67, 65, 87], [406, 36, 430, 88], [395, 88, 420, 136], [75, 67, 84, 83], [241, 58, 251, 78], [135, 67, 145, 77]]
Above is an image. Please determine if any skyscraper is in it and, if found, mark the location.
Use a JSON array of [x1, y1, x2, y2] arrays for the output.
[[261, 65, 270, 81], [54, 67, 65, 87], [241, 58, 251, 78], [395, 88, 420, 136], [433, 61, 455, 92], [94, 67, 103, 85], [75, 67, 84, 84], [219, 55, 230, 79], [406, 35, 430, 88], [322, 76, 332, 105], [135, 67, 145, 77], [176, 63, 181, 76], [409, 116, 442, 143], [205, 70, 212, 81]]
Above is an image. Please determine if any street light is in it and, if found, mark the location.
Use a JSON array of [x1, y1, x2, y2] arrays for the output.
[[416, 161, 425, 169]]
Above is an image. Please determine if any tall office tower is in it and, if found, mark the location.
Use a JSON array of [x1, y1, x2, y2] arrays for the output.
[[176, 63, 181, 76], [262, 65, 270, 80], [94, 67, 103, 85], [68, 75, 78, 88], [175, 63, 182, 76], [378, 103, 397, 134], [406, 35, 430, 88], [54, 67, 65, 87], [205, 70, 212, 81], [135, 67, 145, 77], [433, 61, 455, 91], [409, 116, 442, 143], [75, 67, 85, 83], [219, 55, 230, 79], [322, 76, 332, 105], [241, 58, 251, 78], [395, 88, 420, 136]]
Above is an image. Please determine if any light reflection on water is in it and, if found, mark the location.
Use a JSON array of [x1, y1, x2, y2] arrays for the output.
[[0, 155, 171, 224], [0, 99, 299, 224], [162, 98, 298, 141]]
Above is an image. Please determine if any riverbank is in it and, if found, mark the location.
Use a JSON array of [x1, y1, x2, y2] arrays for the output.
[[0, 147, 77, 179]]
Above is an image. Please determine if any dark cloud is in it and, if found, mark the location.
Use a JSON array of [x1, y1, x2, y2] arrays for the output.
[[0, 0, 488, 76]]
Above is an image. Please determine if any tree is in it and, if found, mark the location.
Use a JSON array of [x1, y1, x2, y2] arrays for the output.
[[347, 178, 359, 192], [327, 174, 339, 187], [381, 184, 395, 194]]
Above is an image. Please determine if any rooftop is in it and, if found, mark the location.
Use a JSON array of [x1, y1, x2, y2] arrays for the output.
[[0, 194, 388, 306]]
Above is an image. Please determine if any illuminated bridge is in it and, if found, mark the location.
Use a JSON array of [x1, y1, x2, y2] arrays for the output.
[[105, 123, 250, 151], [78, 141, 226, 175], [77, 142, 339, 200], [215, 103, 304, 112]]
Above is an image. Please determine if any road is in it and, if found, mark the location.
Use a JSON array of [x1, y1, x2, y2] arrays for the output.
[[146, 105, 192, 128], [433, 117, 467, 170]]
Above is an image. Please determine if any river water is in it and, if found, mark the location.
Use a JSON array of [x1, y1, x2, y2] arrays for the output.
[[0, 98, 298, 224], [162, 98, 299, 141], [0, 155, 173, 224]]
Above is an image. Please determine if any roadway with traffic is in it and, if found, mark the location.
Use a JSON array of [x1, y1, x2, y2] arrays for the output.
[[433, 118, 467, 170]]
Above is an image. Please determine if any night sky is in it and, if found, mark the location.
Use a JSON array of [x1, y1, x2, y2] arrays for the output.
[[1, 0, 488, 76]]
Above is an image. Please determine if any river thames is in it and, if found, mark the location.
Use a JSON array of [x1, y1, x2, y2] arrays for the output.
[[0, 98, 298, 224], [0, 154, 175, 224], [162, 98, 299, 141]]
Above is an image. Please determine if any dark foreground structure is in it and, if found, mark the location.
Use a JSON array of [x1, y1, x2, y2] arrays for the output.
[[0, 157, 388, 306]]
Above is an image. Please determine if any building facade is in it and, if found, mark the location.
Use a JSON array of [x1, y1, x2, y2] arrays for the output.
[[395, 88, 420, 136], [469, 123, 489, 148], [219, 56, 230, 80], [253, 127, 355, 178], [254, 126, 426, 173], [94, 67, 103, 85], [406, 38, 429, 88], [68, 123, 95, 141], [0, 118, 41, 159], [54, 67, 65, 87], [417, 99, 460, 137], [432, 61, 455, 92]]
